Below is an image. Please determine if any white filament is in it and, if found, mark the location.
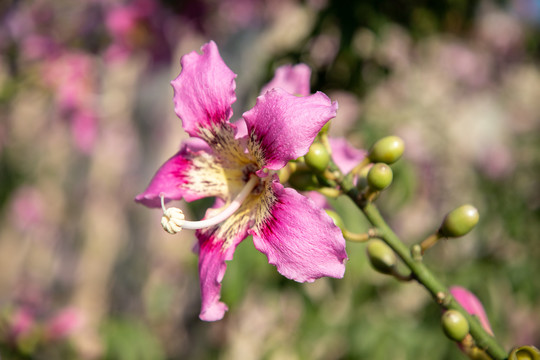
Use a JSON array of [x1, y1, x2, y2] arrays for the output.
[[160, 175, 259, 233]]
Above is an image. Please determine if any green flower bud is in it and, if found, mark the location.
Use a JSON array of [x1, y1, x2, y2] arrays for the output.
[[288, 170, 319, 191], [325, 209, 345, 230], [320, 121, 331, 134], [356, 163, 372, 190], [278, 162, 297, 183], [367, 163, 393, 191], [304, 143, 330, 173], [366, 239, 397, 274], [508, 346, 540, 360], [439, 205, 479, 238], [441, 310, 469, 342], [368, 136, 405, 164]]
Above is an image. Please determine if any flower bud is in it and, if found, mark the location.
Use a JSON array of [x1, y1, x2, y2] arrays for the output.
[[441, 310, 469, 342], [320, 121, 331, 134], [450, 286, 493, 335], [366, 239, 397, 274], [367, 163, 393, 191], [288, 170, 319, 191], [305, 143, 330, 173], [278, 162, 297, 183], [368, 136, 405, 164], [439, 205, 479, 238], [325, 209, 345, 230], [508, 345, 540, 360], [356, 163, 372, 190]]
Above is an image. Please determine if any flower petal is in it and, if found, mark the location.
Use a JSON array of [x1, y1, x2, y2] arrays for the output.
[[328, 137, 367, 174], [250, 181, 347, 282], [196, 215, 250, 321], [171, 41, 237, 137], [260, 64, 311, 97], [244, 88, 338, 174], [450, 286, 494, 335], [305, 191, 330, 209], [135, 138, 230, 207], [233, 118, 248, 139]]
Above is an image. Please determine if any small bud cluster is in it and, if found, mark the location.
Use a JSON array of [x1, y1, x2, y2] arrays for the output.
[[355, 136, 405, 201], [282, 132, 515, 359]]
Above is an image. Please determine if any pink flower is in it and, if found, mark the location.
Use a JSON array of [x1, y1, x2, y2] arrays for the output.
[[9, 307, 35, 339], [261, 64, 312, 96], [10, 186, 45, 232], [44, 307, 82, 340], [450, 286, 494, 335], [262, 64, 366, 174], [328, 137, 367, 174], [136, 41, 347, 321], [261, 64, 366, 212], [104, 0, 170, 63], [41, 51, 99, 153]]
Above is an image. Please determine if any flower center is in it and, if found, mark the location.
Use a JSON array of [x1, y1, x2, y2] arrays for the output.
[[160, 175, 259, 234]]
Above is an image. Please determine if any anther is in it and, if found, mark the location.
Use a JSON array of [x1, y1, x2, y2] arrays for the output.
[[158, 175, 259, 234], [160, 195, 185, 234]]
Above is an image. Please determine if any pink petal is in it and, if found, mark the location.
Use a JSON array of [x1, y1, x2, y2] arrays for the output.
[[328, 137, 367, 174], [135, 138, 228, 207], [250, 181, 347, 282], [45, 307, 82, 340], [171, 41, 237, 137], [71, 110, 98, 154], [196, 227, 249, 321], [305, 191, 330, 209], [260, 64, 311, 96], [243, 88, 338, 174], [10, 307, 35, 337], [233, 118, 248, 139], [450, 286, 494, 335]]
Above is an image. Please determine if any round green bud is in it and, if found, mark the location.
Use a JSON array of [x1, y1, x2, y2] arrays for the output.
[[366, 239, 397, 274], [288, 170, 319, 191], [441, 310, 469, 342], [368, 136, 405, 164], [278, 162, 297, 183], [320, 121, 331, 134], [356, 163, 372, 190], [304, 143, 330, 173], [367, 163, 393, 191], [509, 346, 540, 360], [439, 204, 479, 238], [325, 210, 345, 230]]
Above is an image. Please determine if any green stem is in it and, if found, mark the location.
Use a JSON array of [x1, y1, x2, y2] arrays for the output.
[[337, 174, 508, 360]]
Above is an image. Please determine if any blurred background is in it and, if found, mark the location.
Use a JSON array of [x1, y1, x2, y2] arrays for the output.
[[0, 0, 539, 359]]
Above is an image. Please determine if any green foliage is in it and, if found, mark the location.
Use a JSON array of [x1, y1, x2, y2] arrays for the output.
[[101, 318, 165, 360]]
